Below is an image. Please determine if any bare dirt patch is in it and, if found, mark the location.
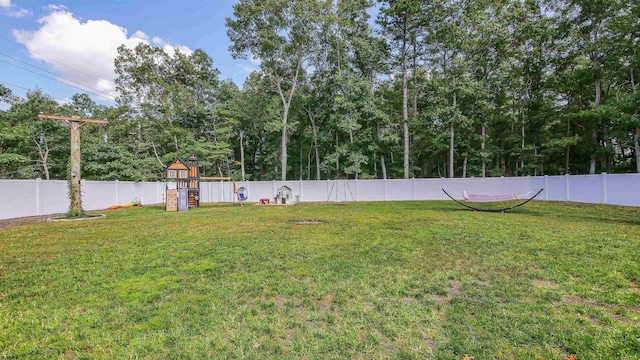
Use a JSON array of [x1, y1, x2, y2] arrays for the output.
[[272, 296, 288, 308], [293, 220, 325, 225], [399, 297, 419, 305], [559, 295, 638, 323], [426, 281, 463, 304], [448, 281, 463, 297], [0, 214, 64, 229], [318, 293, 334, 309], [424, 337, 436, 350], [532, 279, 560, 289]]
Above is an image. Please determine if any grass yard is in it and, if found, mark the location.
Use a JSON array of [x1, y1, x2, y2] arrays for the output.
[[1, 201, 639, 359]]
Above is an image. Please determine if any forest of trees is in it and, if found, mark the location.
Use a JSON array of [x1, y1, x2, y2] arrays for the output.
[[1, 0, 639, 182]]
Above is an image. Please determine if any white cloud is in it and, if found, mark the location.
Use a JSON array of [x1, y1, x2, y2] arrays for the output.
[[13, 9, 192, 102], [132, 30, 149, 42], [55, 97, 72, 106], [237, 63, 259, 76], [8, 7, 31, 17], [250, 55, 262, 66], [0, 0, 31, 17], [237, 56, 262, 76], [151, 36, 192, 55], [47, 4, 68, 11]]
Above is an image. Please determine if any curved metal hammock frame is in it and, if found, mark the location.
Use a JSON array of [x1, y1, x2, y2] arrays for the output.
[[442, 188, 544, 213]]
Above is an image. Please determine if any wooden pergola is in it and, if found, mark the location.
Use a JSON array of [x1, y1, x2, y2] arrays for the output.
[[37, 114, 108, 215]]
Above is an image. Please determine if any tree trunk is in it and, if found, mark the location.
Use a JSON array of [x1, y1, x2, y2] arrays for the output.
[[462, 155, 467, 178], [35, 139, 50, 180], [373, 153, 378, 178], [449, 124, 455, 178], [449, 91, 456, 178], [381, 155, 387, 180], [281, 117, 288, 181], [274, 59, 301, 181], [632, 68, 639, 173], [603, 126, 611, 173], [635, 127, 640, 174], [307, 108, 321, 180], [534, 146, 538, 176], [481, 124, 486, 178], [335, 133, 339, 174], [239, 131, 246, 181], [589, 128, 597, 174], [307, 146, 312, 180], [521, 112, 525, 175], [312, 126, 320, 180], [299, 142, 304, 180], [412, 33, 418, 119], [566, 118, 570, 174], [136, 120, 142, 153], [590, 60, 601, 174], [401, 17, 410, 179]]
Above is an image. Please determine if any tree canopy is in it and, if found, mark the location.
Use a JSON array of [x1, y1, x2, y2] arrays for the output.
[[1, 0, 639, 181]]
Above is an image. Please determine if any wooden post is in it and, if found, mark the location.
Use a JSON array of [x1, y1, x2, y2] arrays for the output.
[[70, 121, 82, 214], [37, 114, 108, 215]]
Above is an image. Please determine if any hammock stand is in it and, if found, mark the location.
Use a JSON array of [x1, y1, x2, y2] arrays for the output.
[[442, 188, 544, 213]]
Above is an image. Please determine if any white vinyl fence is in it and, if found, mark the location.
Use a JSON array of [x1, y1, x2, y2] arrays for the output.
[[1, 174, 639, 220], [0, 180, 165, 220]]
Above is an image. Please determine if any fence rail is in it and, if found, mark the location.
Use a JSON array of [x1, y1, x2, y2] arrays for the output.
[[1, 174, 638, 220]]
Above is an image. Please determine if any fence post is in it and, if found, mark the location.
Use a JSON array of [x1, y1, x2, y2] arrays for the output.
[[383, 178, 387, 201], [565, 174, 570, 201], [299, 179, 303, 202], [602, 172, 607, 204], [355, 178, 358, 202], [115, 180, 119, 205], [326, 179, 330, 202], [544, 175, 549, 200], [412, 178, 416, 200], [36, 178, 41, 215]]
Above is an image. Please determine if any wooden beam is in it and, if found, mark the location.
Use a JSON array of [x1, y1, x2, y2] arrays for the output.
[[37, 114, 109, 124], [201, 177, 232, 181]]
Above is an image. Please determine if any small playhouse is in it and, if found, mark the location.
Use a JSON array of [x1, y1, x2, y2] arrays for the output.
[[164, 154, 200, 211], [275, 185, 293, 204]]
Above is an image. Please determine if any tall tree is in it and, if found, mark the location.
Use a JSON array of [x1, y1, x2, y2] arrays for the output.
[[227, 0, 325, 180], [554, 0, 622, 173], [4, 90, 62, 179], [114, 44, 224, 174], [378, 0, 427, 178]]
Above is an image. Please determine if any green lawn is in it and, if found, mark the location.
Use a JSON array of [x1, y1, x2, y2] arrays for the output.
[[1, 201, 639, 359]]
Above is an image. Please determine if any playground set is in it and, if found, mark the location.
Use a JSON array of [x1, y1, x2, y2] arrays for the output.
[[164, 155, 201, 211], [164, 155, 250, 211]]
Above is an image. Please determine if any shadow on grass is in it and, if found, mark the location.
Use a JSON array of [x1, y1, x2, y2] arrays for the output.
[[408, 200, 544, 215]]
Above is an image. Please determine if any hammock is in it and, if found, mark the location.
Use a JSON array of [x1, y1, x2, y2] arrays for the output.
[[442, 188, 544, 213], [462, 190, 532, 202]]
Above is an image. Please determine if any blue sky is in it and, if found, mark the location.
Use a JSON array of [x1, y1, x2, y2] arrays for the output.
[[0, 0, 257, 108]]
